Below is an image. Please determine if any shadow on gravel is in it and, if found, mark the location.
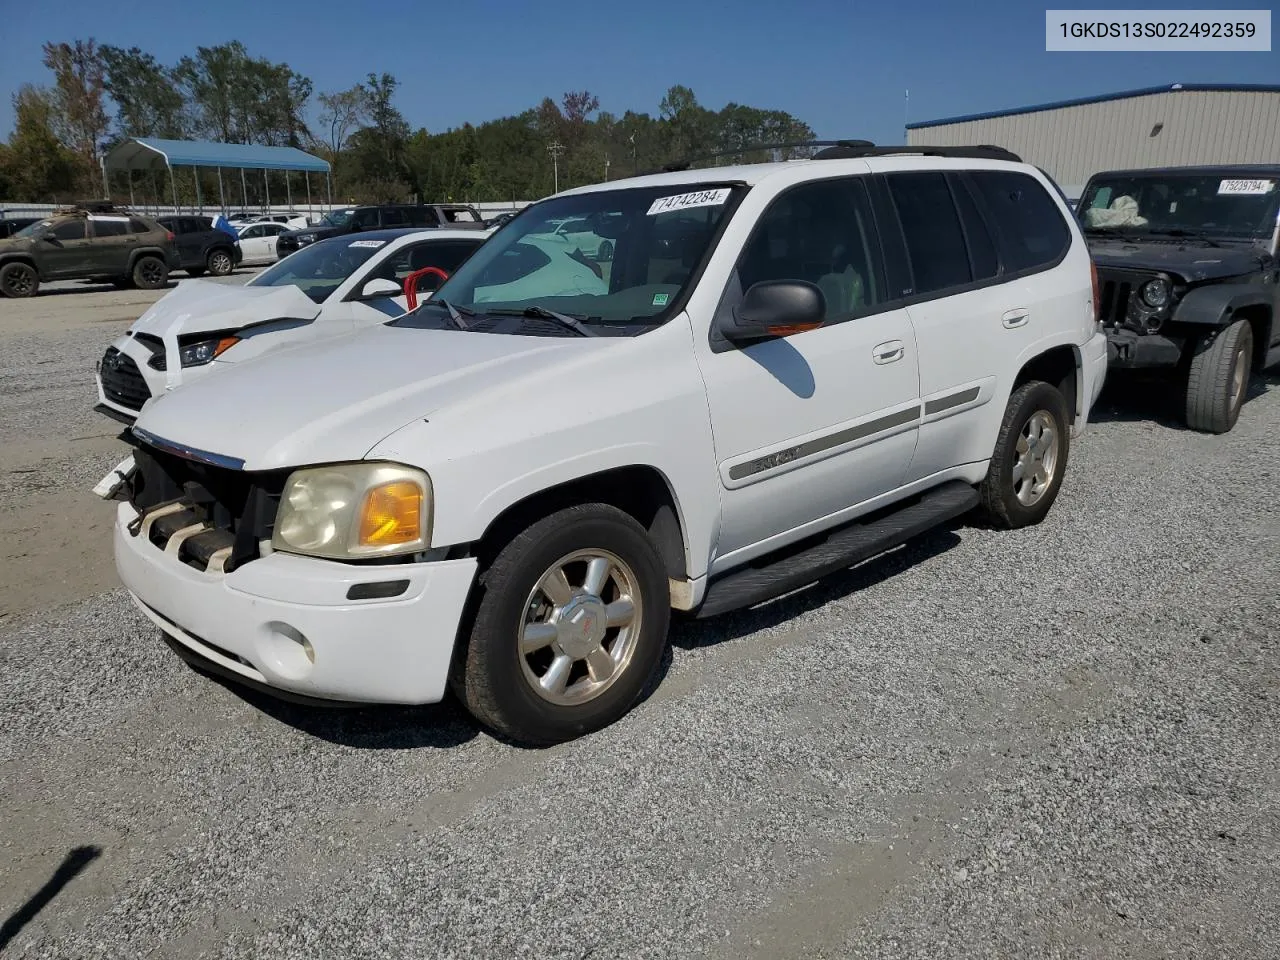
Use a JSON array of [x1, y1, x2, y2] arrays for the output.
[[660, 524, 965, 662], [1091, 368, 1278, 428], [191, 666, 480, 750], [0, 845, 102, 951]]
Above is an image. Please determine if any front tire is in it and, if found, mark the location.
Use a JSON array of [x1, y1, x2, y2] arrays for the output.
[[132, 256, 168, 290], [1185, 318, 1252, 434], [0, 262, 38, 298], [453, 503, 670, 746], [979, 380, 1071, 529]]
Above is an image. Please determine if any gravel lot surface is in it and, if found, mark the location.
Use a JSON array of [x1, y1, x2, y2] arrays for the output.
[[1, 283, 1277, 959]]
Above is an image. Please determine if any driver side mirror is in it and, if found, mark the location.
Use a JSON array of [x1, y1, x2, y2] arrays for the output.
[[720, 280, 825, 342], [360, 277, 402, 299]]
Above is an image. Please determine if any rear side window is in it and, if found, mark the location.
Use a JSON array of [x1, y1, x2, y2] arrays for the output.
[[886, 172, 971, 295], [92, 218, 129, 238], [969, 171, 1070, 272], [51, 220, 86, 240]]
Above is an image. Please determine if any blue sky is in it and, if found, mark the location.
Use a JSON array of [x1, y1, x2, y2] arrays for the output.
[[2, 0, 1277, 145]]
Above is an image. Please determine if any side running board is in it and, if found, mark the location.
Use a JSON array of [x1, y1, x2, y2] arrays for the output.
[[694, 480, 980, 619]]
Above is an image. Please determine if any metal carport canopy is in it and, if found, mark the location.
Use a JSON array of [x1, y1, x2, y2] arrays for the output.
[[104, 138, 330, 173]]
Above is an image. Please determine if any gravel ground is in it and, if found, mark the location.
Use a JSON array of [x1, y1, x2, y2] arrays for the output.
[[0, 291, 1277, 959]]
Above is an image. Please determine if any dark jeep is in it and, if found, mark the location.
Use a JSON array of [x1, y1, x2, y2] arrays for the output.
[[1079, 165, 1280, 433], [0, 203, 180, 298]]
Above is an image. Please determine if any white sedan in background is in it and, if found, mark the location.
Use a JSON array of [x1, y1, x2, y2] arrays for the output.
[[94, 227, 491, 427], [236, 221, 289, 265]]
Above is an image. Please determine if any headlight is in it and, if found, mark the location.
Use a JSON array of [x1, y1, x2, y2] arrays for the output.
[[1140, 278, 1170, 309], [272, 463, 432, 560], [179, 336, 239, 367]]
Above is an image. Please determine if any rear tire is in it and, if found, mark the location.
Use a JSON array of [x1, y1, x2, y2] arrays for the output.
[[0, 262, 38, 298], [1185, 318, 1252, 434], [452, 503, 670, 746], [206, 249, 233, 276], [979, 380, 1071, 530], [132, 256, 168, 290]]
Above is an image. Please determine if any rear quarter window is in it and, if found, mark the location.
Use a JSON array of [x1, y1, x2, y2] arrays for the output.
[[969, 171, 1071, 273]]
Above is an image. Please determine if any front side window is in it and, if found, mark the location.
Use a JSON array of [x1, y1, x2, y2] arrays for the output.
[[1078, 172, 1280, 241], [887, 172, 971, 295], [248, 235, 392, 303], [733, 176, 883, 321], [395, 183, 742, 332], [51, 220, 87, 241]]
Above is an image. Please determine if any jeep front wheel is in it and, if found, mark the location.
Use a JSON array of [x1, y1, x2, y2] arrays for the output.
[[979, 380, 1071, 529], [453, 503, 670, 746], [1185, 318, 1253, 434], [0, 262, 38, 298], [132, 256, 168, 290]]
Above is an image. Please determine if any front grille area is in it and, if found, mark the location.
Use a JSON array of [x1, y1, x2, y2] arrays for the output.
[[100, 347, 151, 412], [127, 443, 288, 574]]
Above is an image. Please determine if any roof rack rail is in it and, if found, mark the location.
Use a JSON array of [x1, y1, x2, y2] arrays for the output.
[[654, 139, 875, 175], [811, 143, 1023, 162]]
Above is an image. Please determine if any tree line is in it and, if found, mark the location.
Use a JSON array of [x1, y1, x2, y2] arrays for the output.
[[0, 39, 816, 208]]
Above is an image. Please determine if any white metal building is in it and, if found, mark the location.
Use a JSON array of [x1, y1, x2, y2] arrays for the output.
[[906, 83, 1280, 200]]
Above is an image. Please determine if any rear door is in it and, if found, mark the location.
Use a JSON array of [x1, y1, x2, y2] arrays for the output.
[[88, 215, 136, 273]]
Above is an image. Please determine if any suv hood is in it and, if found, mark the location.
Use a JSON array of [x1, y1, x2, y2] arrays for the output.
[[131, 325, 619, 471], [1088, 237, 1271, 281]]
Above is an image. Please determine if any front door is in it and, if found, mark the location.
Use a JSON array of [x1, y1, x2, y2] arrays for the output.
[[40, 219, 95, 278], [693, 175, 922, 569]]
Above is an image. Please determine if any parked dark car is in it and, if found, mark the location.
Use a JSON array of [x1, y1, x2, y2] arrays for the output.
[[0, 217, 40, 239], [1080, 163, 1280, 434], [156, 215, 243, 277], [0, 204, 179, 298], [275, 202, 486, 256]]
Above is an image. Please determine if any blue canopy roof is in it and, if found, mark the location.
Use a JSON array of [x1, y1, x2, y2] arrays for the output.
[[105, 137, 330, 173]]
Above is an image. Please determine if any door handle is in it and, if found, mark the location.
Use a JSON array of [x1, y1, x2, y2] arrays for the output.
[[1002, 309, 1029, 329], [872, 340, 905, 364]]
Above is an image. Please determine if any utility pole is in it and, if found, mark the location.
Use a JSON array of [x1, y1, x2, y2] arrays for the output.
[[547, 140, 564, 193]]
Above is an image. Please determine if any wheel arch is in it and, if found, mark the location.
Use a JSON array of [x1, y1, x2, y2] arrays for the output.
[[471, 464, 690, 584], [1012, 342, 1080, 425]]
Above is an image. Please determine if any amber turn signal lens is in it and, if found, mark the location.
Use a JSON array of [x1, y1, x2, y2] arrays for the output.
[[358, 481, 423, 547]]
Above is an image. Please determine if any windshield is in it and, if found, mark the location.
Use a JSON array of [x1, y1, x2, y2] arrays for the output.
[[13, 220, 49, 239], [393, 183, 742, 333], [247, 235, 390, 303], [320, 208, 355, 228], [1078, 173, 1280, 241]]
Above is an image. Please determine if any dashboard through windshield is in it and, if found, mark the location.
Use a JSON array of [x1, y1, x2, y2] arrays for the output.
[[392, 182, 743, 333], [1079, 173, 1280, 241]]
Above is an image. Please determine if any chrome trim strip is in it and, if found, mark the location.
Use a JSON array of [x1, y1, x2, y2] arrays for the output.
[[728, 406, 921, 481], [130, 426, 246, 471], [924, 386, 981, 416]]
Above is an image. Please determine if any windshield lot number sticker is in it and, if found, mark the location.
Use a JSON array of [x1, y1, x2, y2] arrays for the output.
[[1218, 179, 1274, 195], [647, 188, 731, 216], [348, 239, 386, 248]]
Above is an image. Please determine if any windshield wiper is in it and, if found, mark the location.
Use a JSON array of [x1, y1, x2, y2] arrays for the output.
[[1146, 228, 1222, 248], [489, 306, 599, 337], [419, 297, 474, 330]]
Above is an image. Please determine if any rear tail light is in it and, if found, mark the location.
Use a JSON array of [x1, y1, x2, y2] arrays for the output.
[[1090, 260, 1100, 322]]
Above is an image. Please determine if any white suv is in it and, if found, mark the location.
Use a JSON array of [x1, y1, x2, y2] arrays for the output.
[[105, 144, 1108, 746]]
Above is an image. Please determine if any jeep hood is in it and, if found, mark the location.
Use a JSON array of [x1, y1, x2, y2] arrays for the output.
[[1088, 238, 1271, 282], [130, 325, 619, 471], [127, 280, 322, 387]]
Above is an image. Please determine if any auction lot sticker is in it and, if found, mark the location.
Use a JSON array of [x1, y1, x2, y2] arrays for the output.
[[647, 188, 731, 216], [1218, 179, 1275, 195]]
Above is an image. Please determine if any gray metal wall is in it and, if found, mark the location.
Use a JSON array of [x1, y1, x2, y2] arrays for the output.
[[907, 90, 1280, 198]]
